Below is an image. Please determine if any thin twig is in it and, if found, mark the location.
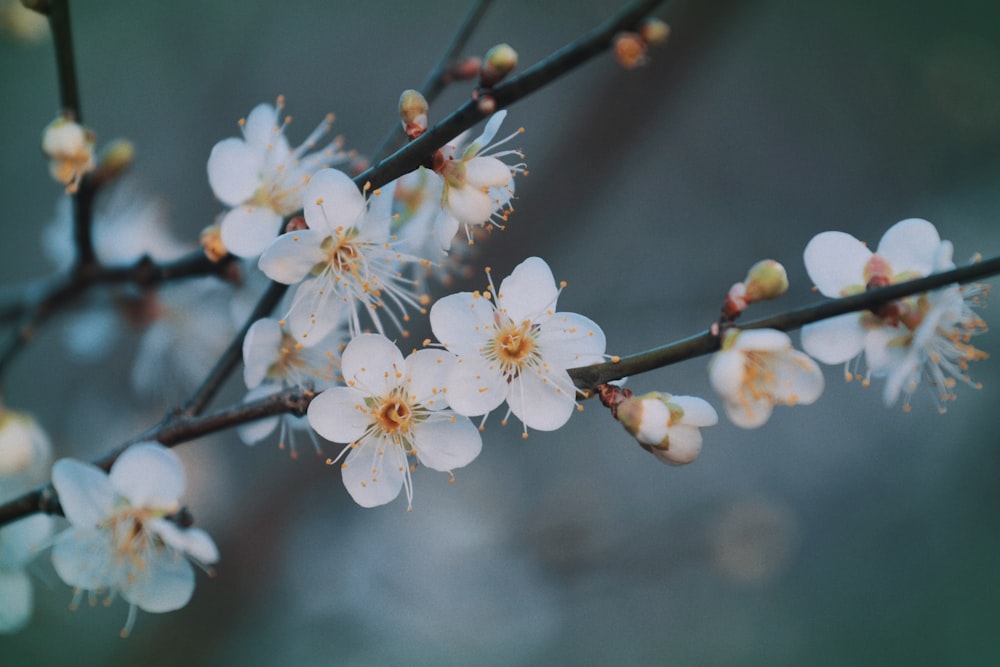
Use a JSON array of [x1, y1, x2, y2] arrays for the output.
[[371, 0, 495, 162]]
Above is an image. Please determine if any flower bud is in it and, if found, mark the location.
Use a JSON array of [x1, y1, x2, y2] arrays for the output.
[[398, 89, 429, 139], [639, 18, 671, 46], [479, 43, 518, 88], [42, 115, 96, 192], [200, 224, 228, 262], [617, 391, 718, 466], [743, 259, 789, 302], [95, 138, 135, 183], [0, 408, 52, 488], [613, 32, 647, 70]]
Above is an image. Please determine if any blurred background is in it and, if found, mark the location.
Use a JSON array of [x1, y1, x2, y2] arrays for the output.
[[2, 0, 1000, 664]]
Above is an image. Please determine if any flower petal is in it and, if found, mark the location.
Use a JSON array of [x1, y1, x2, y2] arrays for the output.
[[51, 458, 114, 527], [876, 218, 940, 276], [508, 367, 576, 431], [497, 257, 558, 324], [0, 570, 32, 633], [147, 519, 219, 565], [429, 292, 495, 358], [307, 387, 371, 444], [466, 110, 507, 153], [444, 355, 507, 417], [110, 442, 185, 509], [803, 231, 871, 297], [220, 206, 284, 259], [242, 318, 283, 388], [652, 425, 703, 466], [340, 334, 404, 396], [764, 351, 825, 406], [800, 314, 866, 365], [0, 515, 53, 568], [670, 395, 719, 428], [340, 438, 405, 508], [412, 413, 482, 471], [404, 349, 454, 410], [303, 168, 366, 234], [207, 138, 261, 206], [434, 211, 461, 251], [464, 156, 512, 189], [723, 397, 774, 429], [242, 103, 279, 150], [445, 183, 493, 226], [536, 312, 606, 368], [121, 550, 195, 613], [257, 228, 327, 284], [51, 526, 116, 591]]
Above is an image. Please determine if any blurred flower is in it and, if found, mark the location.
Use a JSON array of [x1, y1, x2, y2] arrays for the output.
[[430, 256, 606, 433], [0, 0, 47, 42], [308, 334, 481, 509], [432, 110, 525, 246], [0, 407, 52, 494], [259, 168, 429, 339], [207, 97, 348, 258], [709, 328, 824, 428], [800, 218, 943, 377], [0, 515, 53, 634], [51, 442, 218, 637], [616, 391, 718, 465]]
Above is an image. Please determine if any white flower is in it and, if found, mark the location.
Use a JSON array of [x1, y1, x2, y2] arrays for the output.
[[429, 257, 606, 432], [41, 116, 95, 192], [259, 168, 430, 340], [800, 218, 943, 377], [307, 334, 481, 509], [709, 329, 824, 428], [51, 442, 218, 636], [867, 242, 989, 410], [0, 515, 53, 634], [615, 392, 718, 466], [238, 317, 344, 455], [0, 408, 52, 494], [207, 97, 348, 258], [432, 110, 525, 246]]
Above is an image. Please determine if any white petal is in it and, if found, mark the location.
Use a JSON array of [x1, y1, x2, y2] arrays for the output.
[[257, 228, 327, 284], [876, 218, 940, 276], [708, 349, 747, 401], [147, 519, 219, 565], [219, 206, 284, 259], [765, 351, 825, 406], [800, 314, 866, 365], [536, 312, 606, 368], [110, 443, 185, 509], [632, 399, 671, 445], [284, 278, 345, 345], [466, 110, 508, 153], [651, 425, 703, 466], [242, 318, 283, 388], [803, 231, 871, 297], [412, 413, 482, 471], [303, 169, 366, 234], [0, 515, 53, 568], [434, 211, 461, 251], [340, 439, 405, 508], [731, 328, 792, 353], [497, 257, 558, 324], [51, 458, 114, 527], [508, 367, 576, 431], [445, 183, 493, 226], [404, 348, 455, 409], [444, 356, 507, 417], [51, 527, 116, 591], [237, 415, 278, 445], [723, 398, 774, 429], [429, 292, 495, 358], [207, 138, 261, 206], [669, 395, 719, 427], [242, 103, 279, 150], [340, 334, 404, 396], [307, 387, 371, 444], [0, 570, 32, 633], [863, 326, 907, 374], [464, 156, 512, 189], [122, 550, 195, 613]]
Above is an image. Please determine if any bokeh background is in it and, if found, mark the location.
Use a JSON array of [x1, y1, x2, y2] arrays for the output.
[[2, 0, 1000, 664]]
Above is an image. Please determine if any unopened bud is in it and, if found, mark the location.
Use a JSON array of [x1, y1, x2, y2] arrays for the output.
[[616, 391, 718, 466], [95, 138, 135, 184], [476, 94, 496, 114], [200, 224, 228, 262], [743, 259, 789, 302], [639, 18, 671, 46], [613, 32, 647, 70], [449, 56, 482, 82], [399, 89, 429, 139], [479, 43, 518, 88], [42, 115, 96, 192], [0, 407, 52, 484]]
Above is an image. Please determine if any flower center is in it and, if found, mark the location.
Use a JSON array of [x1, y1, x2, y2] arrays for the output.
[[316, 230, 361, 275], [375, 396, 413, 435], [102, 506, 165, 569], [487, 316, 538, 376]]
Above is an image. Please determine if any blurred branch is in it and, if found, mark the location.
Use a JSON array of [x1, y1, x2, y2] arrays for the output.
[[2, 255, 997, 528], [0, 251, 239, 378], [371, 0, 495, 162]]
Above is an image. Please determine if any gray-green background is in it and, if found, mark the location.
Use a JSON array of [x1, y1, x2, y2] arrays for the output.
[[2, 0, 1000, 664]]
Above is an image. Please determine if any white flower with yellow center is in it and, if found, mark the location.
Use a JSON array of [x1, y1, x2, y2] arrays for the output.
[[307, 334, 481, 509], [709, 329, 824, 429], [259, 168, 430, 341], [429, 257, 606, 433], [207, 97, 348, 258], [432, 110, 526, 246], [51, 443, 218, 636]]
